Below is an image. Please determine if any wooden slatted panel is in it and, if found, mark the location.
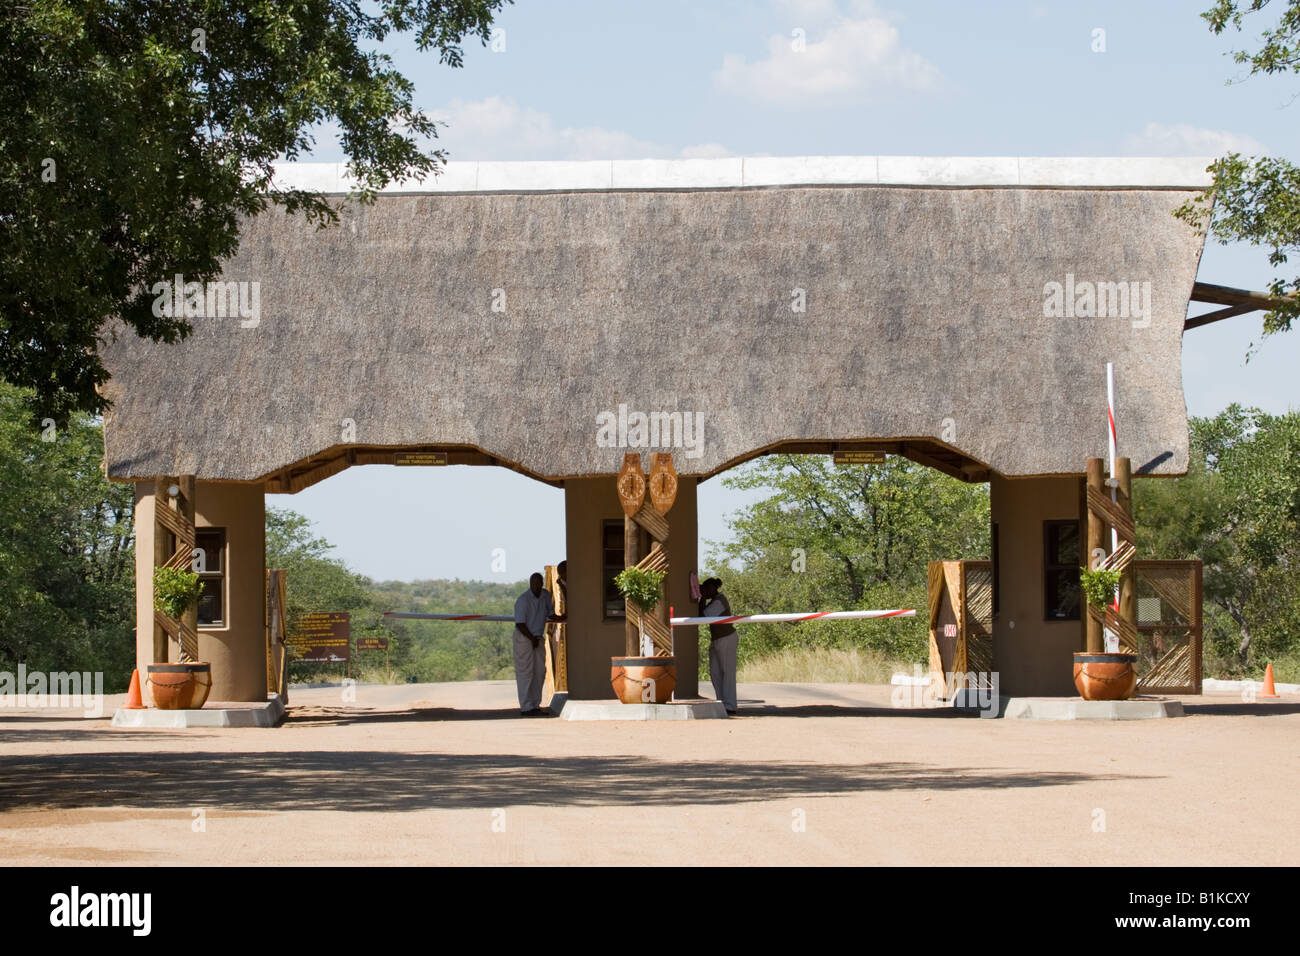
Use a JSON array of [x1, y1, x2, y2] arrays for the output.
[[1134, 561, 1202, 694], [962, 562, 995, 678], [1087, 485, 1135, 543]]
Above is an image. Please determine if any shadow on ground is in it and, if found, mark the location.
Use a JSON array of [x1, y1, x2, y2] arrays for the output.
[[285, 702, 978, 725], [0, 716, 182, 745], [0, 749, 1151, 814], [1183, 700, 1300, 716], [287, 705, 522, 725]]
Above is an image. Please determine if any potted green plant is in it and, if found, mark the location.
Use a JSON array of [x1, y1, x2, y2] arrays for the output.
[[1074, 566, 1137, 701], [149, 567, 212, 709], [611, 567, 675, 704]]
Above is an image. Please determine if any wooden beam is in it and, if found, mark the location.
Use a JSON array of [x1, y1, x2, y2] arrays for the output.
[[1116, 458, 1136, 641], [901, 446, 967, 481], [1184, 303, 1255, 331], [1190, 281, 1289, 308], [1085, 458, 1105, 653]]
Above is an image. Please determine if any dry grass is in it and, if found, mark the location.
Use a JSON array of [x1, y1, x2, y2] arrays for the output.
[[737, 646, 914, 684]]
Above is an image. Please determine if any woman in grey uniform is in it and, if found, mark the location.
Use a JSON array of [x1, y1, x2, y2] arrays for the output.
[[699, 577, 738, 715]]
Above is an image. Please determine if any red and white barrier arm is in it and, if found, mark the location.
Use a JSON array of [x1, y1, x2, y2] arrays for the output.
[[668, 608, 915, 627], [383, 612, 515, 622]]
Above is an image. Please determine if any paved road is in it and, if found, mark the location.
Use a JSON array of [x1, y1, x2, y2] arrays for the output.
[[0, 681, 1295, 865]]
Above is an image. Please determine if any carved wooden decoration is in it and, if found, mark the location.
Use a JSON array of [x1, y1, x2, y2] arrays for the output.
[[153, 475, 198, 662], [1085, 456, 1138, 652], [648, 452, 678, 516], [622, 452, 677, 657], [617, 452, 646, 517]]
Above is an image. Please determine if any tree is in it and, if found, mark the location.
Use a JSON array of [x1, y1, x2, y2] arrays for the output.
[[0, 383, 136, 687], [1135, 405, 1300, 670], [705, 455, 990, 665], [1, 0, 508, 422], [1177, 1, 1300, 343]]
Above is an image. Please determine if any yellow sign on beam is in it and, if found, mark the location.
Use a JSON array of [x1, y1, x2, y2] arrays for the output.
[[833, 450, 887, 465], [395, 451, 448, 466]]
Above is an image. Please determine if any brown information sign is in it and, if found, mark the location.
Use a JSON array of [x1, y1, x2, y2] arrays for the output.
[[395, 451, 448, 466], [833, 450, 887, 465], [287, 612, 351, 662], [356, 636, 389, 651]]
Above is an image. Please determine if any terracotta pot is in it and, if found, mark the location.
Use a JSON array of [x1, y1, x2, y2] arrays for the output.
[[146, 662, 212, 710], [611, 656, 676, 704], [1073, 652, 1137, 701]]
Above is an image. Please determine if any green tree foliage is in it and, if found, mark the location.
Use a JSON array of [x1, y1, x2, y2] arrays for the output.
[[266, 505, 391, 680], [1, 0, 508, 422], [703, 455, 990, 670], [1135, 406, 1300, 672], [370, 578, 523, 682], [0, 384, 135, 687], [268, 506, 524, 682], [1177, 1, 1300, 341]]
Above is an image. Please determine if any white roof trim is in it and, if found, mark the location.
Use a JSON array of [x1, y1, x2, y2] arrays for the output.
[[269, 156, 1215, 193]]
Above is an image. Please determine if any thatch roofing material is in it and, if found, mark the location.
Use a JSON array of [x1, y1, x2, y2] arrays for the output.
[[100, 166, 1209, 484]]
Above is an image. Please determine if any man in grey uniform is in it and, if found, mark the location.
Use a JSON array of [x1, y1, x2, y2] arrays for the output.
[[513, 572, 556, 716], [699, 577, 739, 715]]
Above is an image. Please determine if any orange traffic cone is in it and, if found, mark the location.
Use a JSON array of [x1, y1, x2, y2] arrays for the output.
[[123, 669, 146, 709], [1260, 663, 1280, 699]]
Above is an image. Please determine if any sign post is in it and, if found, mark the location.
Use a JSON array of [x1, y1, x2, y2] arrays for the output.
[[357, 635, 390, 672], [287, 612, 352, 678], [833, 450, 887, 465]]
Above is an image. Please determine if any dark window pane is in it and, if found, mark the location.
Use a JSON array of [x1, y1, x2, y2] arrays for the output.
[[1052, 522, 1079, 565], [1046, 571, 1080, 620], [602, 520, 626, 620], [197, 578, 223, 625]]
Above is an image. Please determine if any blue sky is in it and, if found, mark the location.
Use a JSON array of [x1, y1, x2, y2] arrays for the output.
[[287, 0, 1299, 584]]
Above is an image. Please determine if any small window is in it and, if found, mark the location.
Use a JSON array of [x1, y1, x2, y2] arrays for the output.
[[195, 528, 226, 626], [1043, 520, 1080, 621], [602, 520, 625, 620]]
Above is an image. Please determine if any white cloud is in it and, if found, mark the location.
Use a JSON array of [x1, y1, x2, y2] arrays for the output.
[[714, 2, 942, 107], [423, 97, 731, 161], [1121, 122, 1267, 158], [303, 97, 730, 163], [429, 97, 660, 160]]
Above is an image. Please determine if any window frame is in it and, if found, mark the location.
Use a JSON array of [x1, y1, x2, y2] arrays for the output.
[[601, 519, 626, 621], [1043, 519, 1081, 622], [195, 527, 227, 628]]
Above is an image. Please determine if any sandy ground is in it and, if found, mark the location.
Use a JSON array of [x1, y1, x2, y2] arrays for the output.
[[0, 681, 1296, 866]]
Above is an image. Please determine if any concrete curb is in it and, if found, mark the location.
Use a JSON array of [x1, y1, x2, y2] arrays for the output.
[[560, 699, 728, 721], [111, 695, 286, 728], [1002, 697, 1184, 721]]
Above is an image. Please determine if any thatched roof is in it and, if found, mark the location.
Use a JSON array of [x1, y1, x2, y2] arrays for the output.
[[100, 156, 1212, 487]]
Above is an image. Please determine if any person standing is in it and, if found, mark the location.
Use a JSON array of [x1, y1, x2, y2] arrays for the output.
[[546, 560, 568, 688], [513, 572, 555, 716], [699, 577, 739, 716]]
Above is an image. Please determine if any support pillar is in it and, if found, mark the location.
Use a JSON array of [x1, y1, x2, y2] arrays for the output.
[[563, 475, 698, 700], [1085, 458, 1106, 653], [134, 480, 266, 701], [990, 474, 1083, 697]]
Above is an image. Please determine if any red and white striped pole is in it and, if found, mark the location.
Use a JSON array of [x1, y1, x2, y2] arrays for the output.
[[383, 612, 515, 622], [1105, 362, 1120, 648], [1106, 362, 1118, 555], [668, 608, 915, 626], [386, 608, 916, 627]]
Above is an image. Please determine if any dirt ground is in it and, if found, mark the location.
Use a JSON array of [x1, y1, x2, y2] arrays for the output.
[[0, 681, 1296, 866]]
